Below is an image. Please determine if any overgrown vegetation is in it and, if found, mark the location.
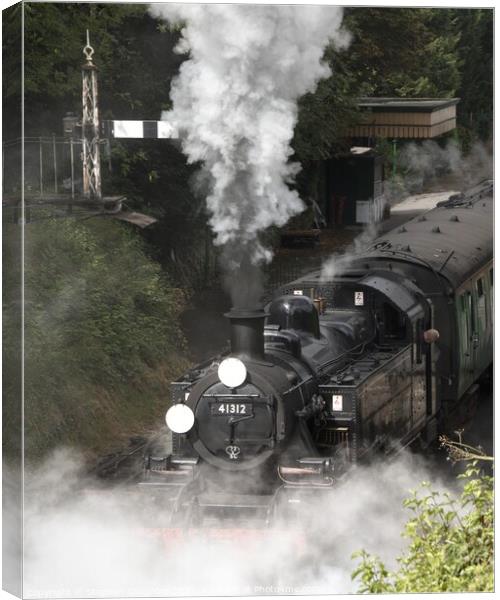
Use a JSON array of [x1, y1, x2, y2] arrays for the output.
[[3, 217, 189, 461], [352, 460, 493, 593]]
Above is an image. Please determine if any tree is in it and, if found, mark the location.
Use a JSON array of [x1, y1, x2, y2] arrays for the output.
[[342, 8, 430, 97], [293, 45, 360, 163], [341, 7, 492, 141], [352, 461, 493, 593], [453, 9, 493, 141], [343, 8, 461, 98], [12, 3, 184, 136]]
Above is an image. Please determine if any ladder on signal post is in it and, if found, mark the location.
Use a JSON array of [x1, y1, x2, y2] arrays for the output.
[[81, 32, 178, 206]]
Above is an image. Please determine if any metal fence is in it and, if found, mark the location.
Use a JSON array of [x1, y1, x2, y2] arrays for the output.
[[2, 136, 321, 298], [3, 136, 85, 199], [263, 254, 322, 297]]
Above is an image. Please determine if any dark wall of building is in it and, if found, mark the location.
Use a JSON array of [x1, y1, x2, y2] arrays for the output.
[[326, 153, 384, 226]]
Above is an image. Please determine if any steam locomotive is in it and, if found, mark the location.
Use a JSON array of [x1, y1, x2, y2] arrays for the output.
[[142, 181, 493, 525]]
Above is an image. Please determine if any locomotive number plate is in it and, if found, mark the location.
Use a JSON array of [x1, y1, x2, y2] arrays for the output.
[[210, 402, 253, 416]]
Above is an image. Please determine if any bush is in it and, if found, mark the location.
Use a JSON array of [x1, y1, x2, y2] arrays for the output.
[[352, 462, 493, 593], [3, 216, 189, 460]]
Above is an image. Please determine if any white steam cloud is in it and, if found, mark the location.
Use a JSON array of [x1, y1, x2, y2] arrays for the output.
[[321, 223, 379, 281], [17, 448, 460, 598], [150, 4, 349, 270], [386, 139, 493, 202]]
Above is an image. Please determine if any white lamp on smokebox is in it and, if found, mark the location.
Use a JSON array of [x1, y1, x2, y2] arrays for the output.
[[165, 403, 195, 434], [217, 357, 247, 389]]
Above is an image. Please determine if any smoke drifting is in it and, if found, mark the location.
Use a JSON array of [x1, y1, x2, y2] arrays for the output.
[[321, 223, 379, 281], [322, 139, 493, 280], [386, 139, 493, 202], [149, 4, 349, 304], [19, 449, 459, 598]]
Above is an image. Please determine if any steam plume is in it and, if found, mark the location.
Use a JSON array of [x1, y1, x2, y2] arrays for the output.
[[149, 4, 349, 303], [19, 449, 458, 597], [321, 223, 379, 281], [386, 139, 493, 202]]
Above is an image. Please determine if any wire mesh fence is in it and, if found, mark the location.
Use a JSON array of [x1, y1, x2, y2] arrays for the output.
[[3, 136, 85, 199]]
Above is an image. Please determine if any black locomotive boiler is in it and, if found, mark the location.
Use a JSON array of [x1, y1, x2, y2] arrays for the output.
[[142, 181, 493, 525]]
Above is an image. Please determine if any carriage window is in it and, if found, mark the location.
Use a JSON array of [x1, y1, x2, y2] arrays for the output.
[[477, 278, 484, 297], [460, 293, 469, 313], [476, 277, 487, 329], [459, 291, 472, 353], [469, 291, 476, 332]]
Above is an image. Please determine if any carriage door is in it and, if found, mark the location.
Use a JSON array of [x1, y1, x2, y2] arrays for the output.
[[474, 275, 488, 377]]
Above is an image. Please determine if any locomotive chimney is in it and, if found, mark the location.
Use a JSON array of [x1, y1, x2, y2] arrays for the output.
[[225, 307, 267, 361]]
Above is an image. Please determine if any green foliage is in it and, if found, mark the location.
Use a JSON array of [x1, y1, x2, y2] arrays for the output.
[[391, 31, 461, 98], [343, 8, 461, 98], [342, 7, 491, 140], [3, 217, 189, 459], [6, 2, 209, 290], [454, 9, 493, 140], [5, 3, 184, 137], [292, 47, 359, 162], [352, 463, 493, 593], [2, 4, 22, 101], [293, 7, 492, 192], [24, 217, 186, 380], [343, 8, 431, 96], [107, 139, 215, 292]]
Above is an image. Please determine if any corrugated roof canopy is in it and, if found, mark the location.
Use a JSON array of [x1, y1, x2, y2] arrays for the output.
[[349, 97, 460, 139]]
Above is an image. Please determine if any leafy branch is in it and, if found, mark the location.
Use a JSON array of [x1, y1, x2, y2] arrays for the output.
[[351, 444, 493, 593], [439, 430, 493, 463]]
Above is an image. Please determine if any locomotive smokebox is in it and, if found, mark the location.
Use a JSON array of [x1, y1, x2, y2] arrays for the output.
[[225, 307, 267, 361]]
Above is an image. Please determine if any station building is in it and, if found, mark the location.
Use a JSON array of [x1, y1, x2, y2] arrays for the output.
[[324, 97, 460, 227]]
